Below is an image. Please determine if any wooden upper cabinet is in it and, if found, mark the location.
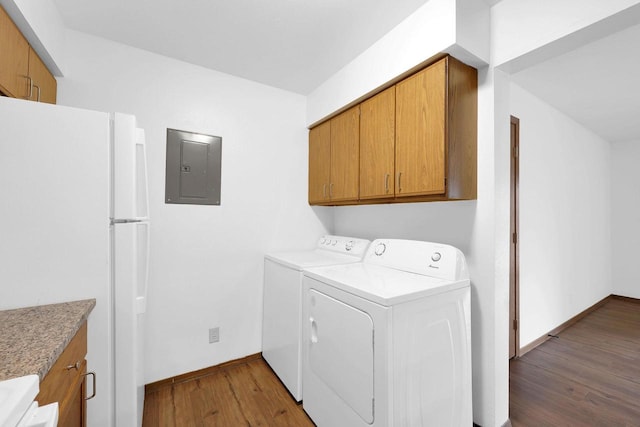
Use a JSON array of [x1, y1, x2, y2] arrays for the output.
[[308, 121, 331, 204], [0, 6, 29, 98], [28, 47, 57, 104], [0, 5, 57, 103], [395, 58, 446, 197], [360, 86, 395, 199], [308, 54, 476, 206], [329, 106, 360, 202]]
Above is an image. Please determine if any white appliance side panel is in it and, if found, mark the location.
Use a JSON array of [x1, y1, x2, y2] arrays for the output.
[[308, 289, 375, 424], [112, 112, 138, 220], [392, 286, 472, 427], [0, 97, 112, 427], [114, 222, 145, 427], [262, 260, 303, 400]]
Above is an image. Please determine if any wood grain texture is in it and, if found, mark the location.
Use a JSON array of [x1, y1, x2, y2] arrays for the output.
[[520, 295, 611, 356], [143, 356, 313, 427], [359, 86, 395, 199], [509, 115, 520, 359], [510, 297, 640, 426], [395, 58, 446, 197], [329, 105, 360, 202], [28, 47, 57, 104], [37, 322, 87, 426], [0, 5, 29, 98], [308, 120, 331, 204], [446, 56, 477, 200]]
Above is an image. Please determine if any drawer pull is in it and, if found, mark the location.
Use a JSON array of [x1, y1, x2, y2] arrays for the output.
[[66, 361, 81, 371], [84, 371, 97, 400]]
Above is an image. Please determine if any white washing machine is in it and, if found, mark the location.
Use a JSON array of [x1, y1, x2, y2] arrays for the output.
[[302, 239, 472, 427], [262, 235, 371, 402]]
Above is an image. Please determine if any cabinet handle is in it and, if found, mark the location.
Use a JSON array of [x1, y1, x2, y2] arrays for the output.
[[33, 84, 41, 102], [24, 76, 33, 100], [397, 172, 403, 193], [66, 361, 81, 371], [329, 183, 334, 198], [84, 371, 97, 400], [323, 183, 327, 199], [385, 174, 390, 194]]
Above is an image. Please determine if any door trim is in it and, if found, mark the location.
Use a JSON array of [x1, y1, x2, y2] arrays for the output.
[[509, 115, 520, 359]]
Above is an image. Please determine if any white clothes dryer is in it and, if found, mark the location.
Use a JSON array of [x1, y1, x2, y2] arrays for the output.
[[302, 239, 472, 427], [262, 235, 370, 402]]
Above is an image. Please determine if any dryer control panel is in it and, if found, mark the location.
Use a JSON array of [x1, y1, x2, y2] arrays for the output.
[[365, 239, 469, 281]]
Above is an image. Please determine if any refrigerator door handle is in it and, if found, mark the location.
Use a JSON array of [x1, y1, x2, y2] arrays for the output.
[[135, 221, 150, 315], [136, 130, 150, 220], [110, 218, 144, 225]]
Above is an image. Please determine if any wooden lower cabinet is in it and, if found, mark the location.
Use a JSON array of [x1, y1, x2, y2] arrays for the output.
[[37, 322, 88, 427]]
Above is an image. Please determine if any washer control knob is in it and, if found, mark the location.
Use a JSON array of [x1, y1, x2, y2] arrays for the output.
[[345, 241, 354, 251], [374, 243, 386, 256], [320, 238, 326, 244], [431, 252, 442, 262], [331, 240, 337, 246]]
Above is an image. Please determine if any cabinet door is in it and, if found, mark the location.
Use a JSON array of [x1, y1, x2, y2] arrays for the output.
[[0, 6, 29, 98], [330, 106, 360, 202], [395, 58, 446, 197], [58, 360, 87, 427], [28, 47, 57, 104], [360, 86, 395, 199], [308, 121, 331, 204]]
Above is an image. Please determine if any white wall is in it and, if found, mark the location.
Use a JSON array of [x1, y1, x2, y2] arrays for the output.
[[57, 30, 333, 390], [510, 83, 612, 347], [492, 0, 640, 70], [611, 140, 640, 299], [306, 0, 489, 125]]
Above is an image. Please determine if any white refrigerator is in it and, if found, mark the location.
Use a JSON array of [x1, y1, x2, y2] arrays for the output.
[[0, 96, 149, 427]]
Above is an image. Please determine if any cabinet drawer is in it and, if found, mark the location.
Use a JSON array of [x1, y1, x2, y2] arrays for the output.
[[36, 322, 87, 406]]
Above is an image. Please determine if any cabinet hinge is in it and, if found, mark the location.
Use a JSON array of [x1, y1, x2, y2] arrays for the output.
[[513, 319, 518, 331], [512, 232, 518, 244], [513, 146, 519, 158]]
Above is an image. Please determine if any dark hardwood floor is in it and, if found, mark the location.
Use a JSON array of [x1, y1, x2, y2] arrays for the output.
[[143, 297, 639, 426], [142, 356, 313, 426], [510, 297, 640, 426]]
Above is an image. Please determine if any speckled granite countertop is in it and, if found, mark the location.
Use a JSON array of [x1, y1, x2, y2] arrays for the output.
[[0, 299, 95, 382]]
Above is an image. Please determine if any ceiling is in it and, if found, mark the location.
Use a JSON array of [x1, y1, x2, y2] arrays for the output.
[[53, 0, 637, 144], [511, 22, 640, 143], [52, 0, 436, 95]]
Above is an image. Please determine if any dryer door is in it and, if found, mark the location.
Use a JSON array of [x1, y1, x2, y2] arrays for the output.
[[308, 289, 374, 423]]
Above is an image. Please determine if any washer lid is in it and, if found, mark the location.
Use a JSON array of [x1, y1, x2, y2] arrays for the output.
[[265, 250, 363, 270], [304, 263, 469, 306]]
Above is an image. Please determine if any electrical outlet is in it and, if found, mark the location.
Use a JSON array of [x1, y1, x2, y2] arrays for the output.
[[209, 327, 220, 343]]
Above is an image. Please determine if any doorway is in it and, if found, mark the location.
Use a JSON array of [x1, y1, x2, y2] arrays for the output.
[[509, 115, 520, 359]]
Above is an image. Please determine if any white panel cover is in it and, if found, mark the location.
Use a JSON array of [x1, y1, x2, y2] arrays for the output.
[[262, 259, 303, 400], [112, 113, 138, 220], [114, 222, 146, 427], [308, 289, 374, 423], [393, 291, 471, 426]]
